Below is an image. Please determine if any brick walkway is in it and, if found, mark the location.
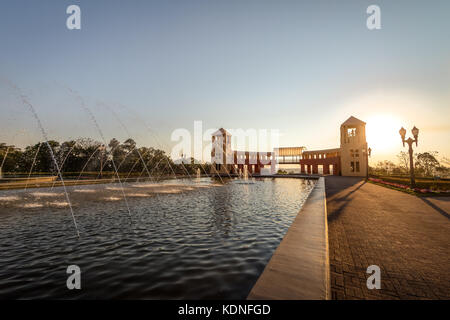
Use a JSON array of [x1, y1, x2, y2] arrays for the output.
[[326, 176, 450, 300]]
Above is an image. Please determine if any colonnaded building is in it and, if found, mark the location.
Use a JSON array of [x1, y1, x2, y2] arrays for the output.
[[211, 116, 368, 177]]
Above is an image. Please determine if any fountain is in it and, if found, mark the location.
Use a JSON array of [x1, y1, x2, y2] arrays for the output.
[[113, 102, 226, 185], [24, 142, 42, 190], [234, 166, 254, 184], [0, 82, 322, 300], [9, 83, 80, 237], [67, 88, 132, 221], [101, 102, 160, 186], [0, 147, 9, 179]]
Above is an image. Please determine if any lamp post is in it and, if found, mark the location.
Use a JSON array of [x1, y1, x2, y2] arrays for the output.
[[399, 126, 419, 188], [365, 147, 372, 180]]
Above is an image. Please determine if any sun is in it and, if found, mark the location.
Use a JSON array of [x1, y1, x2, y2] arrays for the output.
[[366, 114, 403, 154]]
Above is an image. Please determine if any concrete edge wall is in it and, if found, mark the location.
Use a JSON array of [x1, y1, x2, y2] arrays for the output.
[[247, 177, 330, 300]]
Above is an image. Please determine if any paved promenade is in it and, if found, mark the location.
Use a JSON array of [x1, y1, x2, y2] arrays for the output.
[[326, 176, 450, 300]]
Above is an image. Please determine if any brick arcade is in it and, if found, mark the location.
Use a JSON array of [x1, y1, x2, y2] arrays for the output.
[[211, 116, 368, 177]]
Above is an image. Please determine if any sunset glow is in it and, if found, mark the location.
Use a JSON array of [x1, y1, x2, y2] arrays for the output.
[[366, 114, 403, 154]]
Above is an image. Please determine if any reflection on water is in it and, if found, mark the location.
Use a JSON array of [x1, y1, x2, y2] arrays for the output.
[[0, 178, 315, 299]]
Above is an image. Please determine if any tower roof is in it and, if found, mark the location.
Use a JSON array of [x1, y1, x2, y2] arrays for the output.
[[212, 128, 232, 136], [341, 116, 366, 126]]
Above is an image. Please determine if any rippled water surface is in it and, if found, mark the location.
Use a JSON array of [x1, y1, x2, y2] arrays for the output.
[[0, 178, 315, 299]]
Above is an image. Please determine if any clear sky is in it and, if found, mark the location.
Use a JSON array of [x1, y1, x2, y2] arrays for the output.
[[1, 0, 449, 164]]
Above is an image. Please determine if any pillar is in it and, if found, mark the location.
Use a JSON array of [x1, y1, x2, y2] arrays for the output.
[[332, 164, 338, 176], [313, 164, 318, 174]]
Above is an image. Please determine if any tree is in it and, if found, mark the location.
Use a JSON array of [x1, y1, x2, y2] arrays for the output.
[[14, 141, 60, 174], [396, 151, 409, 173], [416, 152, 440, 177], [122, 138, 136, 153], [0, 138, 212, 178], [57, 138, 102, 173], [374, 160, 396, 175], [106, 138, 125, 172], [0, 144, 22, 173]]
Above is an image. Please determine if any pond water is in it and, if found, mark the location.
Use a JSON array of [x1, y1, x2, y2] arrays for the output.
[[0, 177, 315, 299]]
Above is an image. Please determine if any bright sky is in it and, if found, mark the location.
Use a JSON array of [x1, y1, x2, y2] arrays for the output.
[[0, 0, 449, 165]]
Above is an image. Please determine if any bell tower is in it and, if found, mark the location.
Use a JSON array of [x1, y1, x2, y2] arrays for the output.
[[340, 116, 368, 177], [211, 128, 233, 175]]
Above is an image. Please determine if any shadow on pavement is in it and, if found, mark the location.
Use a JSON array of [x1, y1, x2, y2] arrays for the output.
[[419, 197, 450, 219], [325, 176, 366, 222], [324, 176, 363, 198]]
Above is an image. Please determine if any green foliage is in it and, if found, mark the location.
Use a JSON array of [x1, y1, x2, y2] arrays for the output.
[[0, 138, 207, 178], [370, 151, 449, 178], [415, 152, 440, 176]]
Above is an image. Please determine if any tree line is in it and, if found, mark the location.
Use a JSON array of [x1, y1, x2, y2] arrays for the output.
[[370, 151, 449, 178], [1, 140, 448, 179], [0, 138, 210, 178]]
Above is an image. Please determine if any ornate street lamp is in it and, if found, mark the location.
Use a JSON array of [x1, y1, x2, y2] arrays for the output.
[[399, 126, 419, 188], [399, 127, 406, 146], [412, 126, 419, 146]]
